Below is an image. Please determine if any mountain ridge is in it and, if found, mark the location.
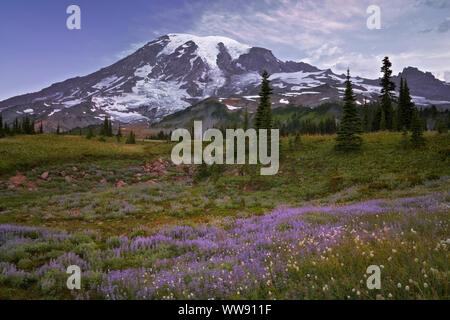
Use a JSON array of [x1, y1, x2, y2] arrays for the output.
[[1, 33, 449, 131]]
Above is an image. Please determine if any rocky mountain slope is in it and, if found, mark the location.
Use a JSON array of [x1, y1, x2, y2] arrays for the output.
[[1, 33, 449, 131]]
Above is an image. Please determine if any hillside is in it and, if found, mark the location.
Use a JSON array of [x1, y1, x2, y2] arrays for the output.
[[1, 34, 449, 132]]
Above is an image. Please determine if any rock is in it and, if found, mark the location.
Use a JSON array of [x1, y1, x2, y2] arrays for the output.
[[100, 178, 107, 184], [224, 196, 231, 201], [65, 176, 72, 183], [40, 172, 49, 180], [115, 180, 128, 188], [72, 167, 78, 172]]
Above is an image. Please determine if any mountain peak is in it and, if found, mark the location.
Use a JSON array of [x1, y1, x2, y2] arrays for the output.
[[159, 33, 251, 62], [1, 34, 448, 131]]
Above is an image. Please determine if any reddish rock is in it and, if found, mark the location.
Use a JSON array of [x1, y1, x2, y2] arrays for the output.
[[115, 180, 128, 188], [40, 172, 49, 180]]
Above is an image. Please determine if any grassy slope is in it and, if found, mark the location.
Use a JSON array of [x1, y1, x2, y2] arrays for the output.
[[0, 132, 449, 231], [0, 132, 448, 299], [0, 135, 147, 174]]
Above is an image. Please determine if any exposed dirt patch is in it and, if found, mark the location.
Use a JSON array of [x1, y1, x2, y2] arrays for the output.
[[7, 173, 38, 191]]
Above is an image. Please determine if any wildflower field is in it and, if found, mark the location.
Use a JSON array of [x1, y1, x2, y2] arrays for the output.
[[0, 133, 448, 299]]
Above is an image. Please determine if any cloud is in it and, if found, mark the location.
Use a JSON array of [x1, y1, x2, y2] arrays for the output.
[[437, 18, 450, 32], [184, 0, 449, 80], [444, 71, 450, 82], [418, 0, 450, 9], [190, 0, 367, 51], [107, 0, 448, 82], [419, 28, 433, 33]]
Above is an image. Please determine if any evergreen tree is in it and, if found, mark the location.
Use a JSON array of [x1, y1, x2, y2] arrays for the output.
[[56, 124, 61, 135], [380, 109, 387, 131], [22, 116, 31, 134], [125, 130, 136, 144], [410, 108, 425, 148], [108, 119, 113, 137], [403, 80, 414, 129], [101, 117, 108, 136], [335, 69, 362, 151], [393, 106, 399, 131], [116, 124, 123, 142], [372, 106, 382, 131], [255, 70, 273, 130], [362, 99, 371, 132], [4, 123, 10, 136], [13, 118, 20, 134], [380, 57, 395, 130], [38, 122, 44, 134], [397, 78, 406, 130]]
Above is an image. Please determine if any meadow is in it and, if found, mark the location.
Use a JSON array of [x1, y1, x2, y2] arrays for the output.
[[0, 132, 448, 299]]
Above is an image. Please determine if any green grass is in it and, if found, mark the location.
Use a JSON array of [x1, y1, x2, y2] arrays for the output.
[[0, 131, 448, 299], [0, 132, 448, 233], [0, 135, 147, 174]]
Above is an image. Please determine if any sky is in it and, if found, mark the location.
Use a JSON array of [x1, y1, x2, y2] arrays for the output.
[[0, 0, 449, 100]]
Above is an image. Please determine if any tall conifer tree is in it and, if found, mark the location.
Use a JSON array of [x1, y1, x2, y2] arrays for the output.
[[255, 70, 273, 130], [403, 80, 414, 129], [410, 108, 425, 148], [397, 77, 406, 130], [380, 57, 395, 130], [335, 69, 362, 151]]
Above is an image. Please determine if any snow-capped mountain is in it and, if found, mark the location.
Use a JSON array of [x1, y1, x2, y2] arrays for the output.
[[1, 33, 449, 131]]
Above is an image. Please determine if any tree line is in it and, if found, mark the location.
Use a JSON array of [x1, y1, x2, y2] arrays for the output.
[[0, 115, 44, 137], [252, 56, 449, 151]]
